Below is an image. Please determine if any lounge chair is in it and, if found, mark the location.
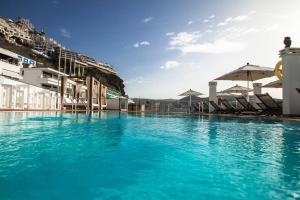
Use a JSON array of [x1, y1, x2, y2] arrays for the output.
[[219, 98, 240, 113], [209, 101, 225, 113], [256, 102, 267, 110], [235, 96, 258, 112], [197, 101, 210, 113], [202, 101, 209, 113], [255, 93, 282, 115]]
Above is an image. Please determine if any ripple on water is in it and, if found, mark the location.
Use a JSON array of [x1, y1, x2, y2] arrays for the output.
[[0, 112, 299, 200]]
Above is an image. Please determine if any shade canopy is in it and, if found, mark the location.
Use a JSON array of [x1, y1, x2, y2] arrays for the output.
[[262, 80, 282, 88], [223, 84, 253, 94], [216, 91, 239, 97], [215, 63, 274, 81], [179, 89, 204, 96]]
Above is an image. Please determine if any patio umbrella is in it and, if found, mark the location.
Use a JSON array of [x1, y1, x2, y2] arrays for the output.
[[262, 80, 282, 88], [216, 91, 239, 97], [223, 84, 253, 94], [215, 63, 274, 98], [179, 89, 204, 112]]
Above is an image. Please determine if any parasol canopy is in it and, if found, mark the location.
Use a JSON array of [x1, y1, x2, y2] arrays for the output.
[[262, 80, 282, 88], [179, 89, 204, 96], [223, 84, 253, 94], [178, 89, 204, 113], [215, 63, 274, 81]]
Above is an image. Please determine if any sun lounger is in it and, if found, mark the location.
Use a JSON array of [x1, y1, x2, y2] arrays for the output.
[[209, 101, 226, 113], [235, 96, 258, 112], [202, 101, 209, 113], [255, 93, 282, 115], [219, 98, 240, 113], [256, 102, 267, 110]]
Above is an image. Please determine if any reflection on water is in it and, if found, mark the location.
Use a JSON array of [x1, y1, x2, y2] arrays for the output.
[[0, 112, 299, 199]]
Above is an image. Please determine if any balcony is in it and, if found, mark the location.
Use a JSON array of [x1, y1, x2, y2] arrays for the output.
[[0, 60, 22, 79]]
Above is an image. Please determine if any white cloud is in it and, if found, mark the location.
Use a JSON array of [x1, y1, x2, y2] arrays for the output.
[[248, 10, 256, 15], [264, 24, 279, 31], [215, 26, 262, 40], [168, 31, 246, 54], [160, 61, 180, 70], [140, 41, 150, 45], [188, 20, 193, 25], [168, 31, 202, 46], [60, 28, 71, 38], [142, 17, 153, 23], [203, 14, 215, 23], [243, 28, 260, 34], [179, 38, 246, 54], [133, 41, 150, 48], [217, 14, 251, 26], [166, 32, 175, 36]]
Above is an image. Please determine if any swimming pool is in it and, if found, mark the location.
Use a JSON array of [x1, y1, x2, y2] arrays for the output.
[[0, 112, 299, 199]]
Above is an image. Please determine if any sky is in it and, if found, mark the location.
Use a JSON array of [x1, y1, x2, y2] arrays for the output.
[[1, 0, 300, 99]]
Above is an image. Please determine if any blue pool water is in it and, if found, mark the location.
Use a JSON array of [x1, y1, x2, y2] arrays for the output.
[[0, 112, 300, 200]]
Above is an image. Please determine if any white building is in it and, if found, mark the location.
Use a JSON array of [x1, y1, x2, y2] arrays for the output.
[[21, 67, 88, 105], [0, 47, 23, 79], [0, 47, 59, 110], [22, 67, 71, 91]]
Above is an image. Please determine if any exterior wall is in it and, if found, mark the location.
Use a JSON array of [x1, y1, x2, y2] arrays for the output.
[[0, 75, 58, 110], [281, 48, 300, 116], [209, 81, 217, 112], [21, 68, 42, 87], [0, 60, 22, 79], [21, 68, 74, 92], [252, 83, 262, 109]]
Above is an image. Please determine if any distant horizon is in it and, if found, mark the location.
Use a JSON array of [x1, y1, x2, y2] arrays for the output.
[[1, 0, 299, 99]]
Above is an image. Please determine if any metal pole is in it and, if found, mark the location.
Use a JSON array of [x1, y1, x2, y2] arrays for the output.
[[189, 95, 191, 113], [57, 47, 61, 109], [247, 71, 250, 101]]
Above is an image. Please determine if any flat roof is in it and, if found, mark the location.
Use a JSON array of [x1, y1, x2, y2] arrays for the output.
[[0, 47, 18, 59], [22, 67, 69, 76]]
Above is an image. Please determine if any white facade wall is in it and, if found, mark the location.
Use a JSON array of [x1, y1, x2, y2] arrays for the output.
[[0, 75, 58, 110], [0, 60, 23, 79], [281, 48, 300, 116], [209, 81, 218, 112]]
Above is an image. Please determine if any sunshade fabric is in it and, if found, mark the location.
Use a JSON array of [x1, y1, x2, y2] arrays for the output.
[[262, 80, 282, 88], [179, 89, 203, 96], [223, 84, 253, 94], [215, 64, 274, 81], [216, 92, 238, 97]]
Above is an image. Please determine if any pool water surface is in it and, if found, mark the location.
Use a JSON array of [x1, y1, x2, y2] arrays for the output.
[[0, 112, 299, 199]]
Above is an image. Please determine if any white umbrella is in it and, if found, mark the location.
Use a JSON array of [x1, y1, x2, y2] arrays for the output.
[[217, 91, 239, 97], [223, 84, 253, 94], [215, 63, 274, 98], [262, 80, 282, 88], [179, 89, 204, 112]]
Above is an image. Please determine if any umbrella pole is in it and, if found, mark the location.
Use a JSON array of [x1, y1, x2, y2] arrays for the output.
[[247, 71, 250, 101], [189, 95, 191, 114]]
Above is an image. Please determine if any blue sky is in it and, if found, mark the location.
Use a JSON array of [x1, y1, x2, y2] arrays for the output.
[[1, 0, 300, 99]]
